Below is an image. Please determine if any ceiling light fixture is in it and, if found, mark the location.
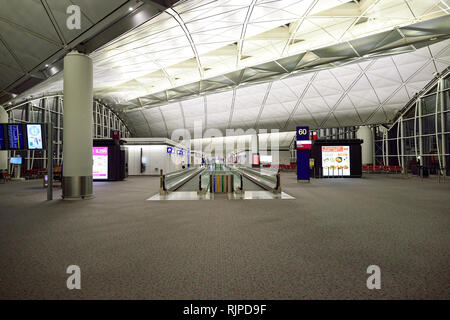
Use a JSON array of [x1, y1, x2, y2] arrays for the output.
[[129, 7, 133, 11]]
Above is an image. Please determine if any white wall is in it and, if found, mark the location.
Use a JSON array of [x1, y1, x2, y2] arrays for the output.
[[126, 145, 188, 175], [236, 150, 291, 166]]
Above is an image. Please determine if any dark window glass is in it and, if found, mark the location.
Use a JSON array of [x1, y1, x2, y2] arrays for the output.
[[388, 139, 398, 156], [446, 155, 450, 176], [444, 76, 450, 90], [388, 124, 398, 139], [12, 108, 24, 121], [444, 90, 450, 111], [422, 155, 440, 172], [404, 107, 415, 119], [403, 119, 415, 137], [422, 94, 437, 115], [422, 115, 435, 134], [375, 141, 383, 156], [446, 134, 450, 155], [422, 135, 437, 154], [404, 138, 416, 155]]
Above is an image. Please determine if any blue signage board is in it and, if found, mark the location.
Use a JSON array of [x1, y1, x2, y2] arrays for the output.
[[167, 147, 173, 154], [0, 124, 6, 150], [296, 126, 310, 182], [296, 126, 309, 140]]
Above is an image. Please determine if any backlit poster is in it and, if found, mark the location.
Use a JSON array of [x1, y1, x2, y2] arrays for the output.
[[322, 146, 350, 176], [93, 146, 108, 180], [8, 124, 25, 149], [252, 153, 260, 166], [26, 124, 43, 149]]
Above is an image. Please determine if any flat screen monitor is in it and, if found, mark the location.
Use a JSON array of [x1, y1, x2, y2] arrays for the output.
[[322, 146, 350, 176], [10, 157, 22, 165], [93, 146, 108, 180], [26, 124, 43, 149], [8, 124, 25, 149], [0, 124, 6, 150]]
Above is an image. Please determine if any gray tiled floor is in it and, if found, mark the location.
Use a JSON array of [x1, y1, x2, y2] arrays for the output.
[[0, 173, 449, 299]]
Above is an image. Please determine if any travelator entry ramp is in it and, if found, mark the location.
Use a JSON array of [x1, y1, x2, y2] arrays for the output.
[[152, 165, 292, 200]]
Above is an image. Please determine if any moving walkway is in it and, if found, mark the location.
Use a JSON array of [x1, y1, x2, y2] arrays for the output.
[[160, 165, 281, 194]]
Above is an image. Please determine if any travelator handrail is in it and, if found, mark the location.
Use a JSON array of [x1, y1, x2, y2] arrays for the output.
[[234, 166, 281, 193], [160, 167, 204, 192]]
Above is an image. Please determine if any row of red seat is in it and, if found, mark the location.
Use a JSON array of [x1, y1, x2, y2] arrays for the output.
[[362, 165, 402, 173], [1, 171, 11, 183], [23, 168, 47, 179], [262, 163, 297, 170]]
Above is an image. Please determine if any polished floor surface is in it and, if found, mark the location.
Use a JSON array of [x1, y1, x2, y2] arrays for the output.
[[0, 173, 449, 299]]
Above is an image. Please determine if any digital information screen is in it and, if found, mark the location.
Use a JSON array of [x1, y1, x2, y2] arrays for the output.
[[8, 124, 25, 149], [322, 146, 350, 176], [0, 124, 6, 150], [26, 124, 43, 149], [93, 146, 108, 180], [10, 157, 22, 165]]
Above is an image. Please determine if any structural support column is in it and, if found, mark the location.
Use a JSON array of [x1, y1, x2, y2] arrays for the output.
[[356, 125, 373, 165], [0, 106, 8, 170], [62, 51, 93, 200]]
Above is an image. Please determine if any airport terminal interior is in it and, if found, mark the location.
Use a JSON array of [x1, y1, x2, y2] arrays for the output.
[[0, 0, 449, 300]]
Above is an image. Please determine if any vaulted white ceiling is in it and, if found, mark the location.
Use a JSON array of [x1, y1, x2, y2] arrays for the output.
[[121, 38, 450, 136], [5, 0, 450, 137]]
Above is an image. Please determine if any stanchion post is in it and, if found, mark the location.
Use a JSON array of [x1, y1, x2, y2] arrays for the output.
[[47, 122, 53, 200]]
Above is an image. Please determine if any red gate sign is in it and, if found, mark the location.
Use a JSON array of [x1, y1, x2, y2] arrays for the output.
[[296, 140, 312, 149]]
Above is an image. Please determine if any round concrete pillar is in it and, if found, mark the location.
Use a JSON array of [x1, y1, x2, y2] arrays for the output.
[[62, 51, 93, 200], [0, 106, 7, 170], [357, 125, 373, 165]]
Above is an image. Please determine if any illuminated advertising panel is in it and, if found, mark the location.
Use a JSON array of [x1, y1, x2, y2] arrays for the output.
[[8, 124, 25, 149], [26, 124, 43, 149], [93, 147, 108, 180], [252, 153, 260, 166], [322, 146, 350, 176]]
